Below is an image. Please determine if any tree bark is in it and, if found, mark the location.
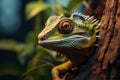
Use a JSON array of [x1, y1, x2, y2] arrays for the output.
[[90, 0, 120, 79], [70, 0, 120, 80]]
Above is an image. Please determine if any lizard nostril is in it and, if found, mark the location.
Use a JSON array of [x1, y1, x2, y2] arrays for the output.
[[38, 35, 46, 41]]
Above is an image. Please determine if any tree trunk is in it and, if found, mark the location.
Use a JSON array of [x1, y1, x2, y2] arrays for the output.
[[68, 0, 120, 80], [91, 0, 120, 79]]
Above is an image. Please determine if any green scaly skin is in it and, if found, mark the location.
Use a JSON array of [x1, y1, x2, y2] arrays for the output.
[[38, 13, 100, 80]]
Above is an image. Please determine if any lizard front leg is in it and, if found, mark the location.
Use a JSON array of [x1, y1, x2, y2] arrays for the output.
[[52, 61, 72, 80]]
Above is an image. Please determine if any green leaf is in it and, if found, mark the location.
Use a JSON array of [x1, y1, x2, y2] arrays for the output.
[[0, 40, 22, 52], [26, 1, 49, 20], [66, 0, 86, 11]]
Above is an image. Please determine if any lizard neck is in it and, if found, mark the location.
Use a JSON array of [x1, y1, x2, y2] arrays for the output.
[[64, 47, 93, 66]]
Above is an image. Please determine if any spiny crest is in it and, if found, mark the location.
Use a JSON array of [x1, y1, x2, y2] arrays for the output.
[[72, 12, 101, 42], [72, 12, 100, 33], [72, 12, 100, 26]]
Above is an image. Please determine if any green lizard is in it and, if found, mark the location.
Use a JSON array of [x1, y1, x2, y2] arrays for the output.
[[38, 12, 100, 80]]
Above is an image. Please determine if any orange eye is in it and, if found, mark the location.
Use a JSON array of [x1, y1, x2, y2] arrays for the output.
[[58, 19, 73, 34]]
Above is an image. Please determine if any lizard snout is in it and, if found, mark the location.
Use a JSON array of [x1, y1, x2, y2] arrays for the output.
[[38, 35, 46, 41], [38, 33, 47, 42]]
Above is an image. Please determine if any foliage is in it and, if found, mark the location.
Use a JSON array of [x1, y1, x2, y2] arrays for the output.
[[0, 0, 89, 80], [26, 1, 49, 19]]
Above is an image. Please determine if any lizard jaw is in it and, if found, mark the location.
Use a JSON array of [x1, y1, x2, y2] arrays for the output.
[[38, 35, 90, 51]]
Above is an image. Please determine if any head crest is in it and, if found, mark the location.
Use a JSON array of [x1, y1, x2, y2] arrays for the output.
[[72, 12, 100, 25]]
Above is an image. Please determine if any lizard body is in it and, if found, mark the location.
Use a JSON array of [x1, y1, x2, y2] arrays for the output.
[[38, 12, 100, 80]]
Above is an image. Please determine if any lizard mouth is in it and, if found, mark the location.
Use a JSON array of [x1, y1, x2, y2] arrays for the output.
[[38, 32, 90, 42], [75, 32, 90, 37]]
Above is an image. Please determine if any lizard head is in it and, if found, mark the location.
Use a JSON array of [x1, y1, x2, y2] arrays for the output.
[[38, 13, 100, 64]]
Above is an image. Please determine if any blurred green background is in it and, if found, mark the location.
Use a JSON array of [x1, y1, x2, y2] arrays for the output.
[[0, 0, 90, 80]]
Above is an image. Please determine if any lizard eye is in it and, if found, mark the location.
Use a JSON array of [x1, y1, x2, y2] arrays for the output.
[[58, 19, 73, 34]]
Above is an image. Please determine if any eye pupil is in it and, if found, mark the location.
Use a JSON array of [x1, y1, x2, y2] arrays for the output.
[[63, 23, 70, 29], [58, 19, 73, 34]]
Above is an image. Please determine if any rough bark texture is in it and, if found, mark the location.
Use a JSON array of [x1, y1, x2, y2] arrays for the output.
[[66, 0, 120, 80], [90, 0, 120, 79], [95, 0, 120, 79]]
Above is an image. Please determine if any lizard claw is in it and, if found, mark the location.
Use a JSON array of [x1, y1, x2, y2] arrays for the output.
[[52, 61, 72, 80]]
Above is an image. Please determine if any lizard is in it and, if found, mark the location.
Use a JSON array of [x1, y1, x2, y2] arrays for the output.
[[38, 12, 100, 80]]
